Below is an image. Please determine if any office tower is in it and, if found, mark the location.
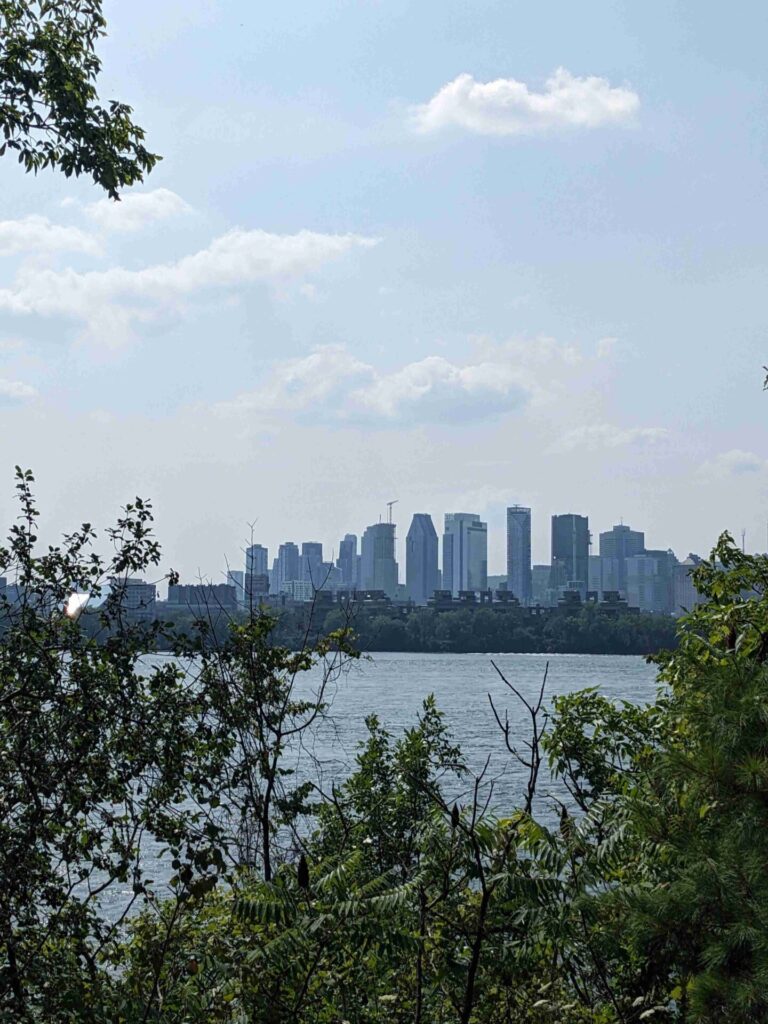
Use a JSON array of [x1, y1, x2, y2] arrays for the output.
[[443, 513, 488, 595], [588, 555, 604, 598], [672, 555, 703, 616], [336, 534, 358, 587], [300, 542, 324, 586], [531, 565, 552, 606], [337, 534, 357, 585], [276, 542, 300, 587], [245, 544, 269, 577], [318, 562, 343, 591], [245, 544, 268, 603], [626, 549, 678, 614], [599, 524, 645, 595], [226, 569, 245, 605], [360, 522, 399, 598], [550, 514, 589, 591], [506, 505, 532, 605], [406, 514, 439, 605]]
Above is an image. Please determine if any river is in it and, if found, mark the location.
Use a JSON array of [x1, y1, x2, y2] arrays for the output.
[[99, 651, 659, 920], [299, 650, 658, 803]]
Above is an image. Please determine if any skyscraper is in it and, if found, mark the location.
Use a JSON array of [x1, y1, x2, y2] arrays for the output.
[[245, 544, 269, 602], [336, 534, 358, 587], [443, 513, 487, 595], [599, 524, 645, 595], [360, 522, 399, 598], [532, 565, 553, 606], [300, 542, 324, 586], [245, 544, 268, 577], [226, 569, 245, 605], [405, 514, 439, 605], [550, 514, 589, 591], [626, 549, 677, 614], [276, 542, 300, 587], [506, 505, 532, 605]]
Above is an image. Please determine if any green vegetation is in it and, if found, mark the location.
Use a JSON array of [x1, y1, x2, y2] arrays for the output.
[[0, 1, 158, 196], [158, 602, 679, 657], [1, 471, 767, 1022], [321, 604, 679, 655]]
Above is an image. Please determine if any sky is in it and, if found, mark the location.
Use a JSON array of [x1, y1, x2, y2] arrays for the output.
[[2, 0, 768, 581]]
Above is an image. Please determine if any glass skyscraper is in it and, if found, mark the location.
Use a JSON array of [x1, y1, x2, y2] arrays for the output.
[[360, 522, 399, 598], [443, 513, 487, 595], [506, 505, 532, 605], [406, 513, 439, 605], [550, 514, 590, 591]]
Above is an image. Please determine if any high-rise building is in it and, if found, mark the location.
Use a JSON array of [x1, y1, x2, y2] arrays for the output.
[[406, 514, 439, 605], [672, 555, 703, 616], [532, 564, 553, 606], [550, 514, 589, 592], [318, 562, 343, 591], [360, 522, 399, 598], [506, 505, 532, 605], [245, 545, 269, 603], [245, 544, 269, 577], [336, 534, 358, 587], [599, 525, 645, 595], [226, 569, 245, 605], [300, 542, 324, 586], [626, 549, 678, 614], [443, 513, 487, 595], [276, 542, 300, 587]]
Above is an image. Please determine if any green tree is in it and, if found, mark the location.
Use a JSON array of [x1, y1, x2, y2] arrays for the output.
[[625, 535, 768, 1021], [1, 0, 159, 197], [0, 469, 224, 1020]]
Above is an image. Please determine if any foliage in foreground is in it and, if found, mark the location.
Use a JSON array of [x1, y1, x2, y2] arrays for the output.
[[0, 471, 767, 1023], [0, 0, 159, 196]]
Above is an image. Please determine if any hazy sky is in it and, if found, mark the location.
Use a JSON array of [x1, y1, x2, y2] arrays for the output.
[[2, 0, 768, 580]]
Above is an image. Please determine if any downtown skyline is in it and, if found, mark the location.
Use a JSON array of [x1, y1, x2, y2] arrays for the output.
[[220, 500, 707, 591], [226, 503, 691, 607]]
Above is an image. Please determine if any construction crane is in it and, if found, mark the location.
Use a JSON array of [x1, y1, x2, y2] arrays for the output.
[[387, 499, 399, 524]]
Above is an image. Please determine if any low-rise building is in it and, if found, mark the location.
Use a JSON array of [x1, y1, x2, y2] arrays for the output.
[[167, 583, 238, 611], [110, 577, 157, 620]]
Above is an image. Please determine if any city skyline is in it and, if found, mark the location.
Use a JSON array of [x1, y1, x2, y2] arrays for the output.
[[230, 501, 699, 602], [189, 496, 736, 594], [122, 498, 699, 618]]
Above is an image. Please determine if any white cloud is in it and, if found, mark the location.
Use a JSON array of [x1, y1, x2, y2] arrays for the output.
[[0, 228, 380, 346], [411, 68, 639, 136], [213, 341, 570, 427], [355, 354, 528, 422], [0, 215, 99, 256], [84, 188, 192, 232], [0, 377, 36, 402], [552, 423, 668, 453], [699, 449, 768, 478]]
